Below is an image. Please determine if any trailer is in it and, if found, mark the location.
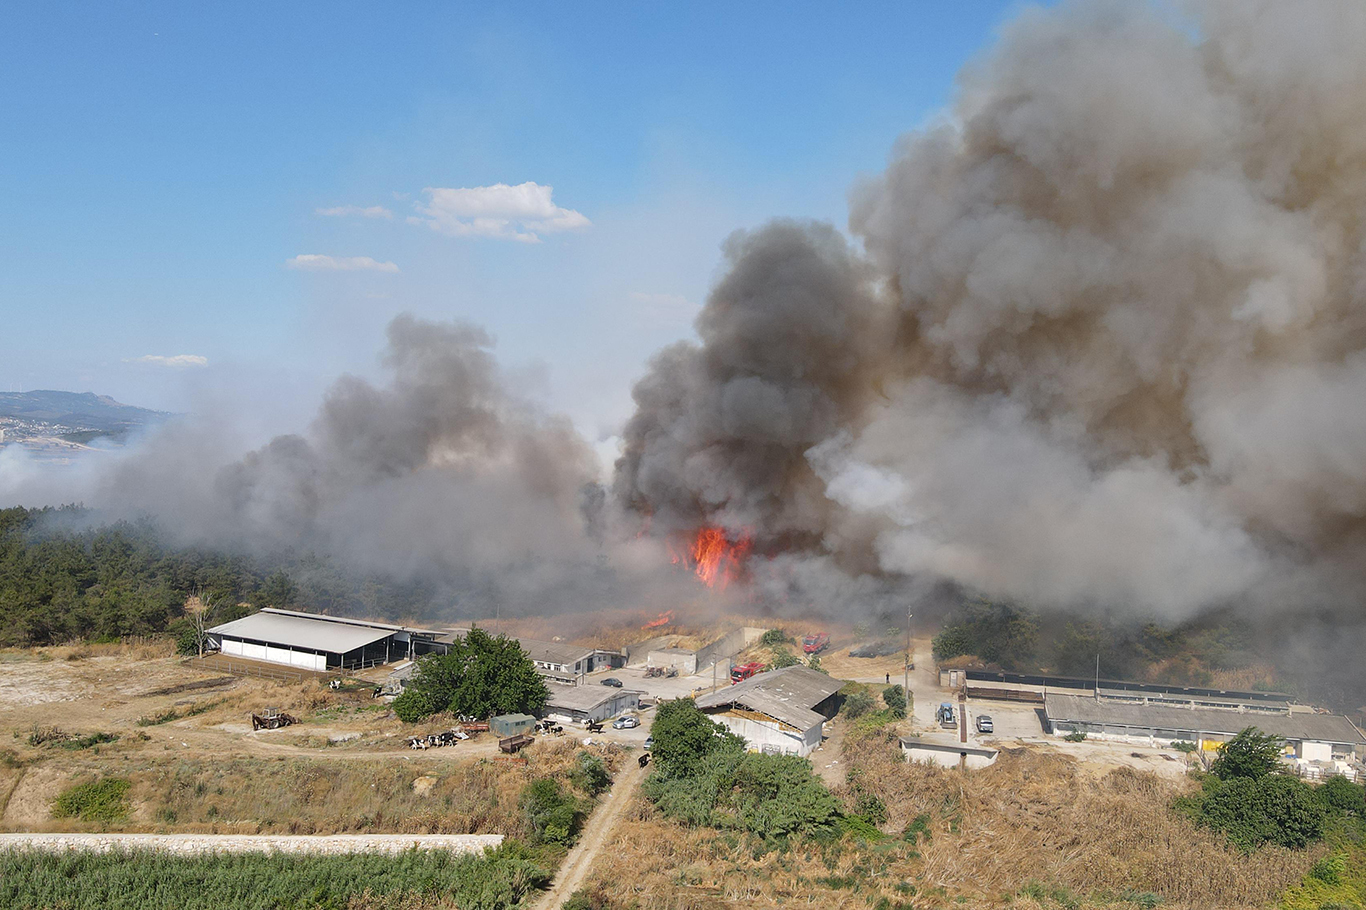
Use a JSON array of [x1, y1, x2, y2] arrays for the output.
[[499, 733, 534, 754], [250, 708, 298, 731]]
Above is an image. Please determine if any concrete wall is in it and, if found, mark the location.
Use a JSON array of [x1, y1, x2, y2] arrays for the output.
[[694, 627, 765, 671], [220, 638, 327, 672], [1301, 740, 1333, 762], [904, 745, 997, 770]]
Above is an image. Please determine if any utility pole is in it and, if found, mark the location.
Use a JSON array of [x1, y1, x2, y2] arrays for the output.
[[903, 610, 913, 710], [1095, 653, 1100, 698]]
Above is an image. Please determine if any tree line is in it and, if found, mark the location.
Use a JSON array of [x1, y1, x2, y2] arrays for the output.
[[0, 506, 453, 647]]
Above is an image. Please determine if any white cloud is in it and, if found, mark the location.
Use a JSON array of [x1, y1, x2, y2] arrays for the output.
[[285, 254, 399, 273], [126, 354, 208, 367], [315, 204, 393, 219], [409, 182, 590, 242]]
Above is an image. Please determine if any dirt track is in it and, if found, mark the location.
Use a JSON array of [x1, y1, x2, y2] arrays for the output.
[[534, 752, 649, 909]]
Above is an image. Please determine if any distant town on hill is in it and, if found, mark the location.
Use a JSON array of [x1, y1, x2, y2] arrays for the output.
[[0, 390, 170, 460]]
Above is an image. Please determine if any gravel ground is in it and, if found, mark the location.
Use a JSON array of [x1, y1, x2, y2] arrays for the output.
[[0, 833, 502, 855]]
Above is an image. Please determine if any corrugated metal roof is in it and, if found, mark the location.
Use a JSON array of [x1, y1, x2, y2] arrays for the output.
[[1045, 693, 1366, 746], [208, 611, 394, 654], [518, 638, 596, 667], [545, 685, 641, 713], [695, 666, 842, 732]]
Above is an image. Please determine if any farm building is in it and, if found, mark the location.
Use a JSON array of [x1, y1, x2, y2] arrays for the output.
[[694, 665, 842, 757], [1044, 692, 1366, 761], [901, 735, 999, 769], [542, 685, 642, 725], [206, 608, 450, 672], [516, 638, 624, 685]]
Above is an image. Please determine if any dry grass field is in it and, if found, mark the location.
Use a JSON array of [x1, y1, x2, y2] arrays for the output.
[[0, 644, 621, 839], [578, 725, 1320, 910]]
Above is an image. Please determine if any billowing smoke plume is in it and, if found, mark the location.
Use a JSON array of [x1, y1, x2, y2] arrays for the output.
[[27, 315, 682, 614], [616, 0, 1366, 631]]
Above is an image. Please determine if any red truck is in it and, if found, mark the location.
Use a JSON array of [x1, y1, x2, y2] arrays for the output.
[[730, 661, 764, 684], [802, 632, 830, 654]]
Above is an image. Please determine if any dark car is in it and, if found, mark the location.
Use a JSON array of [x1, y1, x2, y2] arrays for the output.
[[601, 677, 624, 687]]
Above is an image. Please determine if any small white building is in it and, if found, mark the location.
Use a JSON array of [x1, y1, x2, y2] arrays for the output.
[[900, 735, 998, 769], [516, 639, 624, 685], [543, 685, 642, 725], [694, 666, 843, 757]]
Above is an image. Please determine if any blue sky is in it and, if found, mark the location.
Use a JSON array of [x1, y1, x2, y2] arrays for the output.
[[1, 1, 1029, 445]]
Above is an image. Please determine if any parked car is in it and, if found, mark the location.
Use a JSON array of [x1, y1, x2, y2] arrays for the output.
[[975, 714, 994, 734], [612, 715, 640, 729], [644, 735, 654, 749], [601, 677, 624, 687]]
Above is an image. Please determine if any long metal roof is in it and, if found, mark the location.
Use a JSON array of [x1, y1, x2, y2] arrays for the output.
[[517, 638, 598, 667], [1045, 693, 1366, 746], [208, 611, 395, 655], [695, 666, 843, 732]]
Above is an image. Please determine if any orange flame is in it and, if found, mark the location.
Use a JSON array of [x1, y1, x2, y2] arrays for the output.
[[671, 526, 753, 589]]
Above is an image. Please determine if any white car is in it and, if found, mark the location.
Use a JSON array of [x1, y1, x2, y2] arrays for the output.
[[612, 715, 640, 729]]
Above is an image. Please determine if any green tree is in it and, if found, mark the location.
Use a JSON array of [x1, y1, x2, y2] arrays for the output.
[[649, 699, 744, 777], [1210, 727, 1285, 781], [570, 752, 612, 797], [1316, 776, 1366, 815], [392, 627, 548, 722], [841, 690, 875, 719]]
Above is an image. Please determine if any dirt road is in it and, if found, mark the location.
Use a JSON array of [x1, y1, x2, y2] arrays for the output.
[[534, 753, 649, 909]]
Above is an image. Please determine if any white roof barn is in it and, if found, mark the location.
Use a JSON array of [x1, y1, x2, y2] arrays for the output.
[[207, 608, 446, 672]]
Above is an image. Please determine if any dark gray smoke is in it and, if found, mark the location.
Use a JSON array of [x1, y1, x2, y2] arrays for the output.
[[616, 0, 1366, 638]]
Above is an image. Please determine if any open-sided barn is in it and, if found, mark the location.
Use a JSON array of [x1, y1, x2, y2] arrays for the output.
[[694, 665, 842, 757]]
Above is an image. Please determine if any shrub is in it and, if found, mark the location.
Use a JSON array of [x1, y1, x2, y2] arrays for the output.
[[759, 629, 788, 646], [768, 648, 800, 669], [729, 752, 841, 840], [518, 778, 582, 846], [1170, 741, 1197, 753], [52, 778, 132, 823], [842, 691, 875, 719], [571, 752, 612, 797], [1195, 773, 1325, 851], [61, 732, 119, 751], [1309, 852, 1346, 885], [882, 685, 907, 719], [1063, 730, 1087, 742], [903, 812, 932, 844], [1316, 775, 1366, 815]]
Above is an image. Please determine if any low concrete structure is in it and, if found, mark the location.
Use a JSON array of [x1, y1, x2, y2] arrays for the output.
[[694, 665, 842, 757], [646, 648, 697, 674], [542, 685, 641, 725], [900, 735, 998, 769], [1044, 692, 1366, 760]]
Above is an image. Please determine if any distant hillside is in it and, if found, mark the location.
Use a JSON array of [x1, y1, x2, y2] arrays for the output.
[[0, 390, 171, 441]]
